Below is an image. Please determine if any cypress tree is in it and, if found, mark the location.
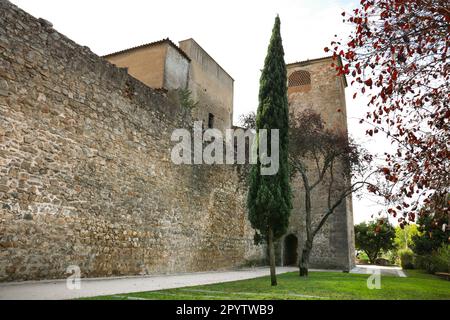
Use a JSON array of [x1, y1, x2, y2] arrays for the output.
[[247, 15, 292, 286]]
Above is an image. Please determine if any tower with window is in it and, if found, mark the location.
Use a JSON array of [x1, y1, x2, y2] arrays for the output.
[[280, 56, 355, 271]]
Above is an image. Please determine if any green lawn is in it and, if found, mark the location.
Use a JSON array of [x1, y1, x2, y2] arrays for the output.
[[86, 270, 450, 300]]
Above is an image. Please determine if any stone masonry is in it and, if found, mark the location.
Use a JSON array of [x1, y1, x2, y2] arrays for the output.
[[279, 58, 355, 270], [0, 0, 355, 282], [0, 0, 263, 281]]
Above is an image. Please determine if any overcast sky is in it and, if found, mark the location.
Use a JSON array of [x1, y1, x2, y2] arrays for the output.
[[10, 0, 392, 224]]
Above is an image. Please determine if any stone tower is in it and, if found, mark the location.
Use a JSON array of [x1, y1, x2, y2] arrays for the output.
[[278, 56, 356, 271], [179, 39, 234, 132], [104, 38, 234, 132]]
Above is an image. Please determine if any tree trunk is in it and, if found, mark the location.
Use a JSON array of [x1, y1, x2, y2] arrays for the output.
[[369, 253, 378, 265], [299, 240, 312, 277], [268, 226, 277, 286], [297, 168, 314, 277]]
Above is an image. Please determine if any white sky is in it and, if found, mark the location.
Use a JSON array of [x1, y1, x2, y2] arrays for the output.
[[10, 0, 392, 224]]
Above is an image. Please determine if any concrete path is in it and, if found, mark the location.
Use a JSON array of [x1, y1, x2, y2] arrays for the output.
[[350, 265, 407, 277], [0, 265, 407, 300], [0, 267, 297, 300]]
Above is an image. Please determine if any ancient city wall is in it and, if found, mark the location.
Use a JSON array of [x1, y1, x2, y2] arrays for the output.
[[0, 0, 263, 281]]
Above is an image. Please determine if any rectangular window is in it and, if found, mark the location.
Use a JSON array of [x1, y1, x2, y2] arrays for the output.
[[208, 113, 215, 129]]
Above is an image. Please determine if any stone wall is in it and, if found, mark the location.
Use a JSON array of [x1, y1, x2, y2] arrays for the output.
[[164, 45, 190, 90], [179, 39, 234, 132], [0, 0, 263, 282]]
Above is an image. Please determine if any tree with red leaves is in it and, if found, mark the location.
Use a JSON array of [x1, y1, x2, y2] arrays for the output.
[[326, 0, 450, 227]]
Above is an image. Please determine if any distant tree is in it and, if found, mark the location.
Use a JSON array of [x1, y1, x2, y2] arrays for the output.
[[395, 224, 419, 251], [238, 112, 256, 129], [412, 206, 449, 256], [289, 109, 375, 276], [247, 15, 292, 286], [327, 0, 450, 227], [355, 219, 396, 264]]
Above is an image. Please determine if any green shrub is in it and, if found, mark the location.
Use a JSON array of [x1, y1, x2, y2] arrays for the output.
[[358, 259, 370, 265], [385, 250, 400, 266], [431, 245, 450, 273], [412, 214, 449, 256], [414, 254, 432, 271], [356, 251, 370, 265], [357, 251, 369, 260], [414, 245, 450, 274], [399, 249, 414, 269]]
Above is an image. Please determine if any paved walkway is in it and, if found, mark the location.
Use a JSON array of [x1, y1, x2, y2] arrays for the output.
[[0, 265, 406, 300], [0, 267, 297, 300], [350, 265, 407, 277]]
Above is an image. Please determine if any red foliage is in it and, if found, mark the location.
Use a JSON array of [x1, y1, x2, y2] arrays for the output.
[[326, 0, 450, 226]]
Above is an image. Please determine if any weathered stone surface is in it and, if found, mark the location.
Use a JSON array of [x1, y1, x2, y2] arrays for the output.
[[278, 59, 356, 271], [0, 79, 8, 97], [0, 1, 264, 282], [0, 0, 356, 282]]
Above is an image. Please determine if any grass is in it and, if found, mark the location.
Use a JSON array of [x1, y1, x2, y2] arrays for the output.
[[85, 270, 450, 300]]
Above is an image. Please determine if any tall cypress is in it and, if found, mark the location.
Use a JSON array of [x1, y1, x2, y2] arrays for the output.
[[247, 15, 292, 286]]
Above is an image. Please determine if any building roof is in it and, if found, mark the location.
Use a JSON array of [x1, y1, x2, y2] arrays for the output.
[[179, 38, 235, 82], [286, 55, 348, 87], [102, 38, 191, 62]]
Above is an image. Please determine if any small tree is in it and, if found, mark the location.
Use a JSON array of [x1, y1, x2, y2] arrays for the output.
[[178, 88, 198, 110], [355, 219, 396, 264], [395, 224, 419, 251], [289, 109, 374, 276], [247, 16, 292, 286], [412, 213, 449, 256]]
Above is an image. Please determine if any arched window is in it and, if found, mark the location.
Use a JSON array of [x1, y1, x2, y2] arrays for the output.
[[288, 70, 311, 87]]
